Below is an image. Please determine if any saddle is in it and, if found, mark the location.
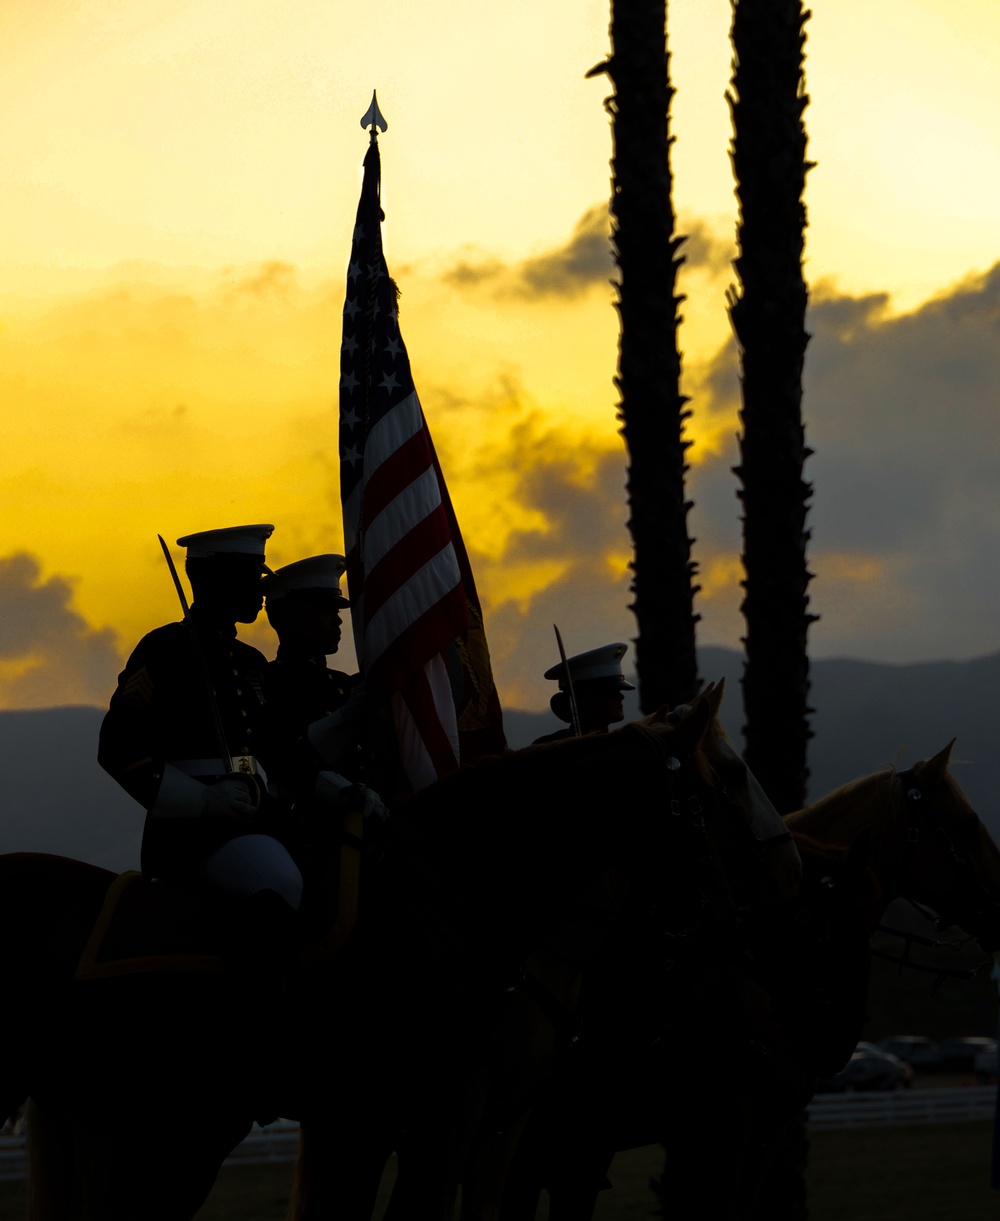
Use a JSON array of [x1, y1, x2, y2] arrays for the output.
[[74, 809, 367, 981]]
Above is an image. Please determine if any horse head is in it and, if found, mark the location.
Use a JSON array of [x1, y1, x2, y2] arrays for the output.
[[639, 681, 803, 907], [888, 742, 1000, 952]]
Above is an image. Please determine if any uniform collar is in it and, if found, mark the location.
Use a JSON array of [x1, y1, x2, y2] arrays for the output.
[[275, 645, 327, 667], [188, 604, 238, 639]]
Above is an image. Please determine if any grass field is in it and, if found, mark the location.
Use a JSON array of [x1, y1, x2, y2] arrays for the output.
[[1, 1121, 996, 1219]]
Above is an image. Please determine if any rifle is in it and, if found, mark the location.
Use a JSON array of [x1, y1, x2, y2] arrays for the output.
[[158, 535, 258, 786]]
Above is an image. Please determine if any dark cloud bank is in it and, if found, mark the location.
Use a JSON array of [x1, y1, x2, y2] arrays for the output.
[[690, 263, 1000, 662], [0, 554, 120, 707], [455, 248, 1000, 703], [442, 203, 733, 298]]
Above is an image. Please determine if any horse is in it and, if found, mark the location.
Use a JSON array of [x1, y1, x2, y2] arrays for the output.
[[287, 683, 800, 1221], [499, 740, 1000, 1221], [9, 683, 791, 1221]]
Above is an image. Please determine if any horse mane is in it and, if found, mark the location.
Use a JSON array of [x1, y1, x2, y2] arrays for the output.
[[388, 720, 676, 878], [402, 719, 682, 816], [785, 769, 898, 855]]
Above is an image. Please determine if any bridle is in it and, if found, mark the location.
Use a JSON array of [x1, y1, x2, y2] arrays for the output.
[[630, 720, 709, 831], [662, 708, 794, 866], [626, 722, 745, 953], [890, 766, 1000, 949]]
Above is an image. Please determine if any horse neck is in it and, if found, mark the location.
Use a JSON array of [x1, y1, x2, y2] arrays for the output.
[[787, 770, 905, 919], [522, 864, 631, 1014]]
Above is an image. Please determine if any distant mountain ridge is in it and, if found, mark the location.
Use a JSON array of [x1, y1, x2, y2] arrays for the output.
[[2, 646, 998, 871]]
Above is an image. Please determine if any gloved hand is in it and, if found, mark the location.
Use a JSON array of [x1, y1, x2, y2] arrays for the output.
[[151, 765, 261, 821], [314, 771, 388, 820], [202, 776, 259, 819], [346, 784, 388, 822]]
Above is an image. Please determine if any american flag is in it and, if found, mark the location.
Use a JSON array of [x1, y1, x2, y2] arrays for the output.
[[339, 139, 505, 791]]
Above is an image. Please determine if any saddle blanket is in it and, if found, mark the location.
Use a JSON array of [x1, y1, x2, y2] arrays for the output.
[[75, 871, 229, 981]]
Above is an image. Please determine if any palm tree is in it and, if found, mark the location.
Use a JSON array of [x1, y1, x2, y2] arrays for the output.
[[728, 0, 815, 815], [592, 0, 700, 712]]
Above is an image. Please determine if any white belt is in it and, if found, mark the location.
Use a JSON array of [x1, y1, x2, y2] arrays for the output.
[[171, 757, 268, 785]]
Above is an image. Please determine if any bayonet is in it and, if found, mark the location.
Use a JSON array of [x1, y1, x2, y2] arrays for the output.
[[553, 624, 582, 737]]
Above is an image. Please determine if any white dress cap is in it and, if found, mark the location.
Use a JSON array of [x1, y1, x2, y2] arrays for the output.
[[263, 554, 350, 606], [176, 524, 274, 558], [543, 642, 636, 691]]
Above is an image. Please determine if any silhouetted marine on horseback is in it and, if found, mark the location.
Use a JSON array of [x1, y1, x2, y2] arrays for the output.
[[97, 523, 304, 937], [261, 553, 388, 959], [533, 642, 635, 744], [263, 553, 385, 818]]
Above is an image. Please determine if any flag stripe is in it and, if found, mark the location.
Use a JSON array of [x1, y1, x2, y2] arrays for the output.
[[364, 510, 456, 621], [391, 659, 459, 788], [402, 658, 461, 775], [364, 547, 463, 668], [369, 585, 470, 698], [390, 693, 436, 790], [363, 424, 435, 533], [363, 465, 442, 575], [362, 391, 426, 486]]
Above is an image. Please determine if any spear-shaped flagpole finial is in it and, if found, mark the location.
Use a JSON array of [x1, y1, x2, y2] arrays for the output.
[[360, 90, 388, 145]]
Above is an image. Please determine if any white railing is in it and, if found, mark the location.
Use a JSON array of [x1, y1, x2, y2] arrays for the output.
[[807, 1085, 996, 1129], [1, 1090, 996, 1182], [0, 1118, 300, 1184]]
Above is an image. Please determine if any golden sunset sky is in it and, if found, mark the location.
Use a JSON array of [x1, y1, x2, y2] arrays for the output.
[[3, 0, 1000, 711]]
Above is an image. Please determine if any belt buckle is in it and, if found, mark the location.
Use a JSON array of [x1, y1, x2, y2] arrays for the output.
[[233, 755, 256, 776]]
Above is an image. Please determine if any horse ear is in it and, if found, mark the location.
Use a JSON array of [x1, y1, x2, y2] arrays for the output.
[[704, 678, 725, 720], [671, 690, 713, 751], [645, 704, 673, 725], [917, 739, 956, 785]]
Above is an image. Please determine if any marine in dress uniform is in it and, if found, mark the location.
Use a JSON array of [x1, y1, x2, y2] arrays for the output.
[[98, 524, 303, 916], [263, 554, 384, 818], [533, 642, 636, 744]]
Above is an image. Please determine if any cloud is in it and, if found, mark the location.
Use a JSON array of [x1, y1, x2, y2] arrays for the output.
[[224, 259, 298, 300], [0, 554, 121, 708], [684, 261, 1000, 663], [440, 256, 508, 290], [515, 204, 611, 297], [680, 218, 736, 277], [436, 403, 636, 707], [441, 203, 734, 300]]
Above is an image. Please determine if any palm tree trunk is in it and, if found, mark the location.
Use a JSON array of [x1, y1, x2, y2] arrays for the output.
[[601, 0, 700, 712], [728, 0, 816, 814]]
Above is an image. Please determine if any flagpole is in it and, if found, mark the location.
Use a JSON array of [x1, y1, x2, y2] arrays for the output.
[[339, 93, 506, 786], [355, 91, 387, 580]]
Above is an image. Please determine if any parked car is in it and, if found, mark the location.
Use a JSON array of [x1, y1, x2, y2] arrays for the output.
[[974, 1046, 998, 1082], [875, 1035, 943, 1072], [939, 1036, 997, 1071], [817, 1048, 915, 1093]]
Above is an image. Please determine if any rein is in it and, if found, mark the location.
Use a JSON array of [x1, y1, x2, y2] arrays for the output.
[[619, 723, 729, 952], [874, 897, 991, 987], [871, 768, 997, 984]]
